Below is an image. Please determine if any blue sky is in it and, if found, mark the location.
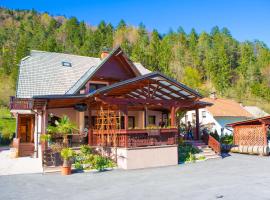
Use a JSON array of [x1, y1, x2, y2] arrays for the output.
[[1, 0, 270, 47]]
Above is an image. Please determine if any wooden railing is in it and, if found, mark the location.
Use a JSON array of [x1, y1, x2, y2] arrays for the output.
[[10, 96, 33, 110], [92, 128, 178, 148], [202, 133, 221, 154]]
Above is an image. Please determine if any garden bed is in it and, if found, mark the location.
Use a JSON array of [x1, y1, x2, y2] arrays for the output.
[[178, 142, 206, 164]]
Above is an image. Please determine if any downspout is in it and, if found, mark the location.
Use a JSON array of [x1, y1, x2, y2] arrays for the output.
[[31, 110, 39, 158], [15, 113, 19, 138]]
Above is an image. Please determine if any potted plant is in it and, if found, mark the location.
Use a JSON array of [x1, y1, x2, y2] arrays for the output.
[[40, 134, 51, 151], [47, 115, 77, 147], [60, 147, 75, 175]]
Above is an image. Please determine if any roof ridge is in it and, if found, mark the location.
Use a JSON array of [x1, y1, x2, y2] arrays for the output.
[[30, 50, 101, 60]]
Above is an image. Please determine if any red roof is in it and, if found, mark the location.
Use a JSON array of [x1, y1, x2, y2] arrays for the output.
[[202, 97, 253, 117]]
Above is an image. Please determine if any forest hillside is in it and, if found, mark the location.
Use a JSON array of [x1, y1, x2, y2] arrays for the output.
[[1, 8, 270, 112]]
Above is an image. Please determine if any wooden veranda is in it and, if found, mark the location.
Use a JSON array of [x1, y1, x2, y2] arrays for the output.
[[33, 72, 211, 148]]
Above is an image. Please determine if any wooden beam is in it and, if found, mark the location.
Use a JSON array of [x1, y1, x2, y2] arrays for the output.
[[96, 96, 173, 106], [139, 87, 168, 100]]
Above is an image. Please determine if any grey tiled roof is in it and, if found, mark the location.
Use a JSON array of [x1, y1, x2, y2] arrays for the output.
[[16, 50, 150, 98]]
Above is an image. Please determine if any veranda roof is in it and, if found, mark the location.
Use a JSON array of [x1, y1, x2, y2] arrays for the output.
[[90, 72, 202, 100], [33, 72, 211, 110]]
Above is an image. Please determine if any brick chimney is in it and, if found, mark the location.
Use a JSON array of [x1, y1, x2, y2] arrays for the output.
[[100, 48, 110, 59]]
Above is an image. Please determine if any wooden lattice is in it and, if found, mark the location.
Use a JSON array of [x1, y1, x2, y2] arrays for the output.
[[234, 125, 266, 146], [95, 107, 120, 147]]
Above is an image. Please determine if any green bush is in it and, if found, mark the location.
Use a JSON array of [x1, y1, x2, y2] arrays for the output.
[[73, 145, 115, 171], [220, 134, 233, 145], [92, 155, 108, 171], [0, 107, 15, 143], [210, 131, 220, 141], [74, 162, 83, 170], [178, 143, 200, 163], [186, 152, 196, 163], [80, 145, 93, 154], [60, 148, 75, 160], [92, 155, 115, 171], [40, 134, 51, 142]]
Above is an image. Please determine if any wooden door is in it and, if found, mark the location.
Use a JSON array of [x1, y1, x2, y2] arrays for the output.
[[18, 115, 34, 143]]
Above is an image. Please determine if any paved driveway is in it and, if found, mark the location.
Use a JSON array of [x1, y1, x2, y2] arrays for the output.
[[0, 147, 42, 176], [0, 153, 270, 200]]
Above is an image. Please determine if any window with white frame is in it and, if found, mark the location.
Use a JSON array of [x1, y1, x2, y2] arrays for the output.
[[202, 111, 206, 118]]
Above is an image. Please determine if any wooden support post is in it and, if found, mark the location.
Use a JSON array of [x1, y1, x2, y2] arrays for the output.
[[195, 109, 200, 140], [122, 106, 128, 130], [120, 105, 128, 147], [41, 102, 48, 134], [144, 106, 148, 128], [88, 103, 93, 146], [170, 106, 176, 127]]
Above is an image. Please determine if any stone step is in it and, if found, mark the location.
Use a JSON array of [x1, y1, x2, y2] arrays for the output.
[[201, 148, 213, 152], [205, 155, 221, 160], [195, 145, 208, 149], [201, 149, 215, 154], [200, 152, 216, 156]]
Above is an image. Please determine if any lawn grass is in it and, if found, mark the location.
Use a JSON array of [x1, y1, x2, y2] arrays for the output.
[[0, 106, 15, 143]]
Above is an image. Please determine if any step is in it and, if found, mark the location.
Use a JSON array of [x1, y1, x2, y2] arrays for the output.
[[195, 145, 208, 149], [201, 146, 213, 151], [201, 148, 213, 152], [201, 152, 216, 157], [205, 155, 221, 160]]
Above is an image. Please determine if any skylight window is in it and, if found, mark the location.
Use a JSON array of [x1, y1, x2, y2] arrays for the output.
[[62, 61, 72, 67]]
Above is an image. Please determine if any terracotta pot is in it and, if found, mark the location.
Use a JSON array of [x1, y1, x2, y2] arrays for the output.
[[61, 166, 71, 175], [61, 159, 72, 175]]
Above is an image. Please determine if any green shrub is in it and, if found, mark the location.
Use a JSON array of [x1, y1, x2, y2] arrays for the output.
[[186, 152, 196, 163], [74, 162, 83, 170], [178, 142, 200, 163], [0, 107, 15, 142], [73, 145, 116, 171], [210, 131, 220, 141], [80, 145, 93, 155], [60, 148, 75, 160], [40, 134, 51, 142], [197, 155, 206, 160], [92, 155, 110, 171], [220, 134, 233, 145]]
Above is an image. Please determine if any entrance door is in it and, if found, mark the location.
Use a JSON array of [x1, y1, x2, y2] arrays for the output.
[[18, 115, 34, 143]]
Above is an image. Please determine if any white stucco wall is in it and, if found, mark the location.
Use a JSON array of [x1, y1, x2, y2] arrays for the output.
[[47, 108, 87, 131], [181, 109, 248, 136], [116, 145, 178, 169]]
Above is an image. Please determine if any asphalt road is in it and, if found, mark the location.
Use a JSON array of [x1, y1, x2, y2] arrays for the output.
[[0, 153, 270, 200]]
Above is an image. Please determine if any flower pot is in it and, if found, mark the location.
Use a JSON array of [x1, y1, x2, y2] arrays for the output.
[[61, 166, 71, 175], [61, 159, 72, 175]]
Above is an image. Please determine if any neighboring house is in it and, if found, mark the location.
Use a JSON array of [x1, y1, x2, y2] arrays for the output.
[[243, 106, 269, 118], [10, 46, 210, 169], [182, 95, 253, 136]]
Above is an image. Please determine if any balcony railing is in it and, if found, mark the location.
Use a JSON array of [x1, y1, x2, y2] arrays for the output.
[[10, 96, 33, 110], [92, 128, 178, 148]]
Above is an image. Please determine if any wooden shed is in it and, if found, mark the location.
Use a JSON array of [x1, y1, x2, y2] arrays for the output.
[[227, 116, 270, 156]]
